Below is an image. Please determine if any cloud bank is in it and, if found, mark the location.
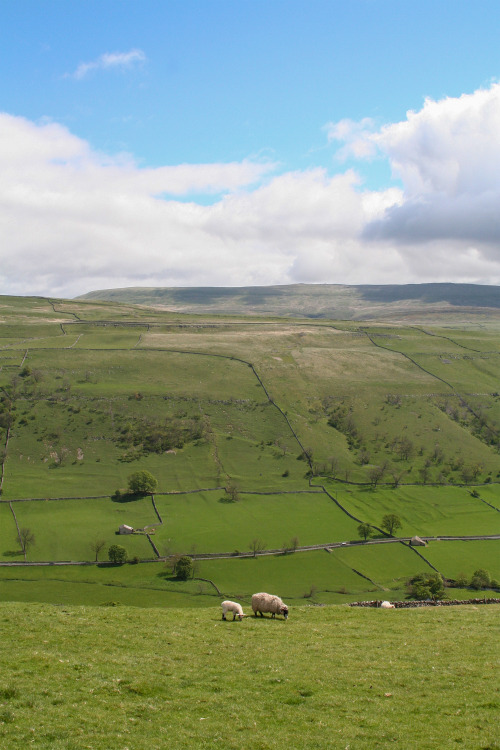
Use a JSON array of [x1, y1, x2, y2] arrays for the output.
[[1, 82, 500, 298]]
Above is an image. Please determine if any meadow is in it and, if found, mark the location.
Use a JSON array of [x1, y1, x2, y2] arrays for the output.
[[0, 293, 499, 608], [0, 601, 498, 749]]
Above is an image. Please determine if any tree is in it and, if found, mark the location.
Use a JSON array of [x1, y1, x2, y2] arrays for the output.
[[282, 536, 299, 554], [396, 436, 413, 461], [359, 449, 370, 466], [381, 513, 402, 536], [127, 470, 158, 495], [108, 544, 128, 564], [175, 556, 193, 580], [224, 482, 240, 503], [18, 527, 35, 561], [406, 572, 445, 600], [357, 523, 372, 541], [249, 538, 266, 558], [390, 468, 406, 489], [90, 539, 106, 562], [368, 464, 386, 488]]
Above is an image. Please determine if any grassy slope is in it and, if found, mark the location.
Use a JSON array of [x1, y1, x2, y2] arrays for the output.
[[0, 601, 498, 750], [1, 294, 499, 607]]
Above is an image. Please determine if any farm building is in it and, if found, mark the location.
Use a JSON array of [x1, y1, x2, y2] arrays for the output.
[[410, 536, 426, 546], [119, 524, 134, 535]]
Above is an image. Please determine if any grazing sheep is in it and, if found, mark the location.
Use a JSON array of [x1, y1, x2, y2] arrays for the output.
[[380, 600, 395, 609], [221, 600, 244, 621], [252, 592, 288, 619]]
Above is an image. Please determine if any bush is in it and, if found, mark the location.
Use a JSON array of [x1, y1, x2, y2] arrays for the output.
[[174, 556, 194, 581], [407, 572, 445, 600], [470, 569, 491, 590], [108, 545, 128, 564]]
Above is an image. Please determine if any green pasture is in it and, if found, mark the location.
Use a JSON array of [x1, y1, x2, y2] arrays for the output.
[[414, 352, 500, 391], [198, 550, 372, 601], [0, 562, 219, 608], [422, 540, 500, 581], [18, 347, 262, 400], [0, 552, 377, 608], [5, 489, 362, 563], [330, 482, 500, 537], [0, 324, 65, 342], [334, 542, 436, 589], [4, 497, 155, 562], [209, 433, 305, 488], [153, 490, 360, 554], [2, 601, 497, 749], [431, 327, 500, 352], [0, 575, 217, 609], [0, 504, 18, 558], [1, 296, 500, 610], [70, 327, 148, 349]]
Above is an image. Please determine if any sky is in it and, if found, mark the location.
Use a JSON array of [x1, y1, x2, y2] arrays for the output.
[[1, 0, 500, 298]]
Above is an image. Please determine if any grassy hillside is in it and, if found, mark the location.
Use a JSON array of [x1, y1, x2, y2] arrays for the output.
[[77, 282, 500, 319], [0, 294, 499, 608], [0, 601, 498, 750]]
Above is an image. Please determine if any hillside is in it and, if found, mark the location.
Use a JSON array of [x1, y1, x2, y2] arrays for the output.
[[0, 601, 498, 750], [77, 282, 500, 320], [0, 294, 499, 609]]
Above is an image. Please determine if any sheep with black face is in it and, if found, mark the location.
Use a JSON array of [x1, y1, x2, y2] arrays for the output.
[[251, 592, 288, 619]]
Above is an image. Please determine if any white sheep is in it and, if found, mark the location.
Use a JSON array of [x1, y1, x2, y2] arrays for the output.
[[251, 592, 289, 619], [221, 600, 244, 621], [380, 600, 395, 609]]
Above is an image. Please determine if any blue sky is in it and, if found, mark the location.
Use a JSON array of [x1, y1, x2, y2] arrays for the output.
[[1, 1, 500, 297]]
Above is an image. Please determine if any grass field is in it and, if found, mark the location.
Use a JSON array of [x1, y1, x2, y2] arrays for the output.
[[0, 293, 499, 608], [0, 601, 498, 749]]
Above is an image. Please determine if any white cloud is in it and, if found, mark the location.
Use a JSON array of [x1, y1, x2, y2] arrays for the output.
[[67, 49, 146, 80], [325, 117, 378, 160], [2, 83, 500, 299]]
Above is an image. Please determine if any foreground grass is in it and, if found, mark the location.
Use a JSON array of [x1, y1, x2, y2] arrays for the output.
[[0, 602, 498, 750]]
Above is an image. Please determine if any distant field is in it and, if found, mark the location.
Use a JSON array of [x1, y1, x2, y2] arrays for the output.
[[0, 293, 499, 607]]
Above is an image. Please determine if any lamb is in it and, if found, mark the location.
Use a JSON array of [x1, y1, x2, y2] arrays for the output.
[[380, 600, 395, 609], [251, 592, 289, 619], [221, 600, 244, 621]]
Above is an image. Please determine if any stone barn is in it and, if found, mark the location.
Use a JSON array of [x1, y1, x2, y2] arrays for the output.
[[410, 535, 426, 546]]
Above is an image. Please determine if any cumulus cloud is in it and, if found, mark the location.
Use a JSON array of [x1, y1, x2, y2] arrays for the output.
[[67, 49, 146, 79], [358, 84, 500, 253], [2, 84, 500, 299]]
